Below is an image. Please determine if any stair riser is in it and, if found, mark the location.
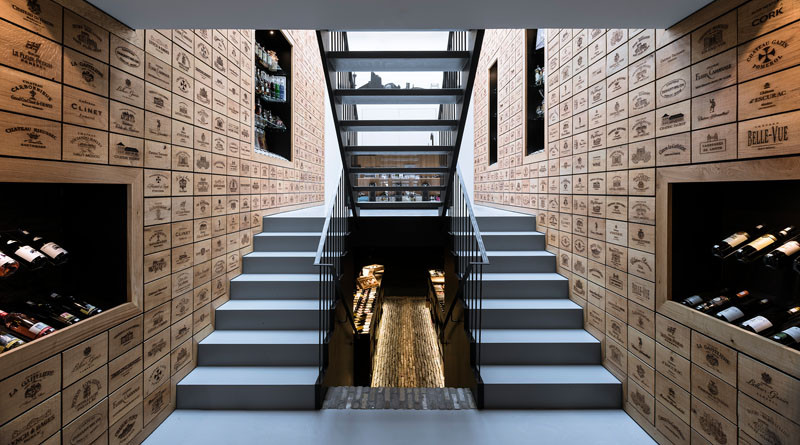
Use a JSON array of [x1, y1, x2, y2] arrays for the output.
[[483, 279, 568, 299], [480, 343, 600, 365], [476, 216, 536, 232], [262, 217, 325, 233], [481, 309, 583, 329], [231, 280, 317, 299], [242, 256, 317, 274], [483, 255, 555, 273], [254, 235, 320, 252], [481, 234, 544, 251], [198, 343, 317, 366], [483, 383, 621, 409], [215, 309, 318, 330], [177, 384, 316, 410]]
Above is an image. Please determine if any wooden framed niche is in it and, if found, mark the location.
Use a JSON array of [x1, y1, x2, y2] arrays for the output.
[[0, 158, 143, 380], [656, 157, 800, 378]]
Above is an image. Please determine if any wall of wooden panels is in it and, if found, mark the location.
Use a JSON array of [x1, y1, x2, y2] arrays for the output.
[[473, 1, 800, 444], [0, 0, 325, 443]]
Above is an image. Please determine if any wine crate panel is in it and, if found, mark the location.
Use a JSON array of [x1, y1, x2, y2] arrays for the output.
[[738, 109, 800, 158], [737, 20, 800, 82], [738, 64, 800, 120], [738, 392, 800, 445], [0, 393, 61, 445], [0, 65, 61, 120], [738, 354, 800, 422], [62, 365, 107, 425], [0, 355, 61, 425], [0, 0, 62, 43], [0, 19, 61, 80]]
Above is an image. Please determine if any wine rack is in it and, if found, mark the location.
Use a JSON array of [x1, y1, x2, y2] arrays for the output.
[[254, 30, 293, 160]]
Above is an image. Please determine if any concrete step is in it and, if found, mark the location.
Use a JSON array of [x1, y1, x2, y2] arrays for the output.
[[481, 365, 621, 409], [480, 329, 601, 365], [242, 251, 317, 274], [215, 300, 319, 330], [262, 216, 325, 233], [476, 215, 536, 232], [198, 330, 318, 366], [483, 251, 556, 273], [253, 232, 321, 252], [482, 273, 568, 299], [480, 232, 545, 251], [231, 273, 317, 299], [481, 299, 583, 329], [176, 366, 317, 410]]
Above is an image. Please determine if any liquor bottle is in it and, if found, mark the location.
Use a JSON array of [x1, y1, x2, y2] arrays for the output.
[[712, 224, 766, 258], [47, 292, 101, 317], [24, 301, 80, 326], [764, 239, 800, 270], [680, 288, 728, 307], [695, 289, 750, 314], [736, 226, 798, 262], [715, 297, 772, 323], [741, 306, 800, 335], [0, 310, 55, 340], [0, 251, 19, 278], [770, 320, 800, 347], [18, 230, 68, 264], [795, 256, 800, 275], [0, 235, 48, 270], [0, 329, 24, 353]]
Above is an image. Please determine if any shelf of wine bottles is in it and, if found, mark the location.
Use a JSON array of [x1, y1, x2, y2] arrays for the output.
[[353, 264, 384, 334], [0, 292, 102, 354], [676, 223, 800, 351], [0, 229, 69, 278], [428, 269, 445, 310]]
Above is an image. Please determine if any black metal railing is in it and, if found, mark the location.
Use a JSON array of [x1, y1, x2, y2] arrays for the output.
[[314, 170, 355, 406], [441, 165, 488, 405]]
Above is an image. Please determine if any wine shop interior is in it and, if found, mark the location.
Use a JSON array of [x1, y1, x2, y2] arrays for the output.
[[1, 0, 799, 444]]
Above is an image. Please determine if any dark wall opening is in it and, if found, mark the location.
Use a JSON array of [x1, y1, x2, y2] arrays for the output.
[[254, 30, 293, 161], [525, 29, 545, 155], [488, 61, 498, 165]]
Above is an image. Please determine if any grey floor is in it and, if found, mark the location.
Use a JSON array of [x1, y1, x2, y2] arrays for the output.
[[144, 409, 655, 444]]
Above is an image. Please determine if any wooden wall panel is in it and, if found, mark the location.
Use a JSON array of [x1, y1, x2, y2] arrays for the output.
[[0, 0, 326, 443], [474, 1, 800, 443]]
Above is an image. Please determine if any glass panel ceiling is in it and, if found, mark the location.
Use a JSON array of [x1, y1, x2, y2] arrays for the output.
[[355, 131, 445, 146], [346, 32, 450, 51]]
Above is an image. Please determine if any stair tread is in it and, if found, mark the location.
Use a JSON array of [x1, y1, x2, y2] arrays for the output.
[[481, 365, 620, 384], [180, 366, 318, 386], [245, 251, 317, 258], [480, 231, 544, 236], [481, 299, 581, 310], [218, 300, 318, 311], [201, 330, 318, 345], [254, 232, 321, 237], [232, 273, 318, 282], [485, 250, 554, 257], [481, 329, 599, 344], [483, 272, 567, 281]]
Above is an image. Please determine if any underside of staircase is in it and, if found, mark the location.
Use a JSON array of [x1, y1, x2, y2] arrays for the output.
[[475, 210, 622, 409]]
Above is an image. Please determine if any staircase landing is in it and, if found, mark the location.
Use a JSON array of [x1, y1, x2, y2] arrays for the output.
[[322, 386, 476, 410]]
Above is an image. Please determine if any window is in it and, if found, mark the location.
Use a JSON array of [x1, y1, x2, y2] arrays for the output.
[[488, 61, 498, 165], [526, 29, 545, 155]]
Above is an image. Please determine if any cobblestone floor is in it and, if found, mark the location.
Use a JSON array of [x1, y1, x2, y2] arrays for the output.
[[371, 297, 445, 388], [322, 386, 476, 410]]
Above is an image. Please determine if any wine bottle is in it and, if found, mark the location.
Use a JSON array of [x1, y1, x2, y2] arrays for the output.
[[0, 252, 19, 278], [764, 239, 800, 270], [736, 226, 798, 262], [741, 306, 800, 335], [680, 288, 728, 307], [0, 329, 24, 353], [695, 290, 750, 314], [47, 293, 101, 317], [712, 225, 766, 258], [24, 301, 80, 326], [17, 230, 68, 264], [0, 235, 48, 270], [0, 310, 55, 340], [795, 256, 800, 275], [715, 298, 772, 323], [770, 321, 800, 347]]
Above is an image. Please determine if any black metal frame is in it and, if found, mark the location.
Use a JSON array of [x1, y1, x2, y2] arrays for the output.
[[314, 170, 356, 408], [440, 166, 488, 407]]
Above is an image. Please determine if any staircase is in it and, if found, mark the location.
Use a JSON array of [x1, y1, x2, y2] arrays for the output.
[[476, 211, 622, 409], [176, 213, 324, 410], [317, 30, 484, 215]]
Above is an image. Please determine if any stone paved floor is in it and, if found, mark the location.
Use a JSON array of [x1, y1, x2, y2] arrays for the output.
[[322, 386, 476, 410], [371, 297, 445, 388]]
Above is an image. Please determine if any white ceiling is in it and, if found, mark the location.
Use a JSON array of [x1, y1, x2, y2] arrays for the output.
[[89, 0, 712, 30]]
